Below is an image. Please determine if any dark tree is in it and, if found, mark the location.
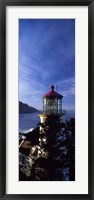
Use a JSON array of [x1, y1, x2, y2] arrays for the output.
[[19, 116, 75, 181]]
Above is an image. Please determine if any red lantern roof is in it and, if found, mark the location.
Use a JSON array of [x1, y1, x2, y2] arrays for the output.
[[43, 85, 63, 98]]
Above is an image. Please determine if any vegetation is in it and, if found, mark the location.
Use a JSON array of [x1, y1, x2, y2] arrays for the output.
[[19, 116, 75, 181]]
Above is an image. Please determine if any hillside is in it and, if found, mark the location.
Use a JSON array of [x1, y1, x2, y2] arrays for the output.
[[19, 101, 39, 114]]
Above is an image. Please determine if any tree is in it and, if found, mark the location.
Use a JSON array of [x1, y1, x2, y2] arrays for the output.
[[19, 116, 75, 181]]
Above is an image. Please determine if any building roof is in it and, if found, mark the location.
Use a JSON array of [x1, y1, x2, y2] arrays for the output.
[[43, 85, 63, 99]]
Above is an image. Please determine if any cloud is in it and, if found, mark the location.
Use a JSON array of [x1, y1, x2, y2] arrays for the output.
[[19, 19, 75, 109]]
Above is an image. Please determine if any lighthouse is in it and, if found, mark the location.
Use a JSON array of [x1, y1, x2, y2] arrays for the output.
[[39, 85, 63, 125]]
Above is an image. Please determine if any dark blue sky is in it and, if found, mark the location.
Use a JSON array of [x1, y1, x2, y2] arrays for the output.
[[19, 19, 75, 110]]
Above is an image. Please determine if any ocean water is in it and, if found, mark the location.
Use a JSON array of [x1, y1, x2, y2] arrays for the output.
[[19, 110, 75, 133]]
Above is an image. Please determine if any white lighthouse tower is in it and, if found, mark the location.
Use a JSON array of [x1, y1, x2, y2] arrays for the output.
[[39, 85, 63, 125]]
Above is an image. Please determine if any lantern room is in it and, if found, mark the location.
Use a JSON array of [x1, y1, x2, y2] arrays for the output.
[[43, 85, 63, 114]]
